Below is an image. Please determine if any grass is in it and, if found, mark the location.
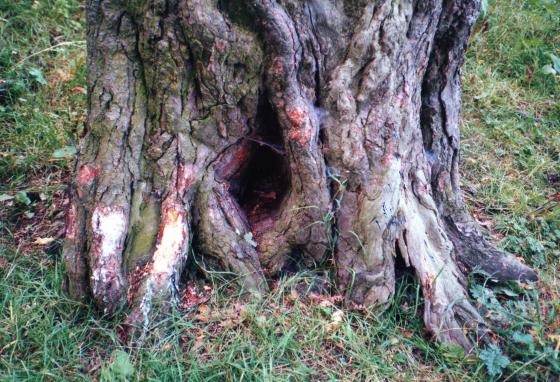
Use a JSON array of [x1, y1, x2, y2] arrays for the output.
[[0, 0, 86, 185], [462, 0, 560, 277], [0, 0, 559, 380]]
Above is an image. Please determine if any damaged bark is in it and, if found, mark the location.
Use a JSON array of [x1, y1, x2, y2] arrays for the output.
[[64, 0, 537, 349]]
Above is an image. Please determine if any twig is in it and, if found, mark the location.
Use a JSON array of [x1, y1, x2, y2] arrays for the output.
[[244, 137, 286, 155], [530, 193, 559, 220], [8, 41, 86, 70]]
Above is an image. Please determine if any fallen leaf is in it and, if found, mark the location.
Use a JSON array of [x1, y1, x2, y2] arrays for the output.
[[194, 305, 211, 322], [194, 314, 209, 322], [50, 68, 72, 83], [219, 319, 235, 328], [255, 315, 267, 328], [29, 68, 47, 85], [197, 305, 209, 314], [71, 86, 86, 94], [16, 191, 32, 205], [402, 329, 414, 339], [548, 334, 560, 352], [326, 309, 345, 333], [288, 289, 299, 302], [191, 332, 206, 352], [34, 237, 55, 245]]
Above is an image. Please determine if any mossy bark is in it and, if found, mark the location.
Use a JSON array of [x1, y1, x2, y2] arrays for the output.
[[64, 0, 536, 349]]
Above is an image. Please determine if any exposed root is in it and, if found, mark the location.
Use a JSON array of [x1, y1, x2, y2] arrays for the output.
[[399, 182, 482, 351], [446, 220, 538, 282], [335, 189, 397, 308], [335, 157, 402, 308], [125, 195, 189, 339], [196, 180, 268, 295]]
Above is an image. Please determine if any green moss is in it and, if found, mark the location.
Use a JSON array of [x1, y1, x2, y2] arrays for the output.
[[125, 198, 160, 272]]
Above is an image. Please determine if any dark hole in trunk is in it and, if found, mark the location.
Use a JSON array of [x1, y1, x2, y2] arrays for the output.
[[394, 239, 424, 316], [230, 96, 290, 231], [238, 144, 289, 224], [394, 239, 413, 280]]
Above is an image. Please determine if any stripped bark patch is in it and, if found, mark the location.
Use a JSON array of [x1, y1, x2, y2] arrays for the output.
[[90, 205, 127, 312], [76, 164, 100, 199], [77, 164, 99, 185], [151, 203, 187, 275], [286, 107, 312, 146], [177, 163, 195, 194]]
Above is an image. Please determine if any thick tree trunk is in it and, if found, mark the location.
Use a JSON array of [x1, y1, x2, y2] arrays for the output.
[[63, 0, 536, 349]]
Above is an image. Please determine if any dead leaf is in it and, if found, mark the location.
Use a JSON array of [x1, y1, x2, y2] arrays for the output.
[[34, 237, 55, 245], [549, 334, 560, 353], [194, 305, 211, 322], [255, 315, 267, 328], [402, 329, 414, 339], [479, 220, 493, 229], [288, 289, 300, 302], [191, 332, 206, 353], [71, 86, 86, 94], [194, 313, 210, 322], [326, 309, 345, 333], [197, 305, 209, 314], [50, 69, 72, 84], [219, 319, 235, 329]]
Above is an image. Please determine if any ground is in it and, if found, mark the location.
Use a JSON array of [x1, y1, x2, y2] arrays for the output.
[[0, 0, 559, 380]]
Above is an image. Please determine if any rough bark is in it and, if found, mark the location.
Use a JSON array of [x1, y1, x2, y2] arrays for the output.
[[63, 0, 537, 349]]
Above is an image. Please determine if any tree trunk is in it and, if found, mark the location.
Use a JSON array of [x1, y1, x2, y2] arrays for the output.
[[63, 0, 536, 349]]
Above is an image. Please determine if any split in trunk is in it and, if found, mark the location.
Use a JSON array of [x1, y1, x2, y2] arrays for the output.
[[63, 0, 537, 350]]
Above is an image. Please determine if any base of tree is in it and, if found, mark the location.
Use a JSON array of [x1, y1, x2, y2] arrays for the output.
[[63, 0, 536, 351]]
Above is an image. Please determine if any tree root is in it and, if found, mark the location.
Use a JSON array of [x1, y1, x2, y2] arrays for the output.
[[399, 183, 482, 350]]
